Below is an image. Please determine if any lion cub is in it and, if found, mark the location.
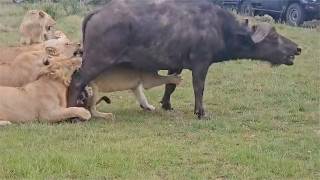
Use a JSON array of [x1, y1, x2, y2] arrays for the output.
[[87, 66, 181, 119], [0, 55, 91, 125]]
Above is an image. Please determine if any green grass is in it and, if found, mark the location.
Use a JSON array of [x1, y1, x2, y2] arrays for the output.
[[0, 0, 319, 179]]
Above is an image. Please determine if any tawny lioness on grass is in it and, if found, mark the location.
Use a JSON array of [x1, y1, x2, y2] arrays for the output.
[[0, 55, 91, 126]]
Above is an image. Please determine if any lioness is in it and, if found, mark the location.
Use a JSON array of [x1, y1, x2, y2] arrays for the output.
[[87, 67, 181, 119], [0, 43, 43, 63], [0, 39, 81, 87], [0, 55, 91, 125], [0, 30, 69, 63], [19, 10, 56, 45]]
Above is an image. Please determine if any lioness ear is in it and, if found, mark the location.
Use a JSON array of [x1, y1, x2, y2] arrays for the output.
[[39, 11, 45, 18], [45, 47, 59, 56]]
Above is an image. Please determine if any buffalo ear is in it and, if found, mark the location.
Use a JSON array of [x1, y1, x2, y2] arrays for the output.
[[39, 11, 45, 18], [250, 23, 272, 43], [45, 47, 59, 56]]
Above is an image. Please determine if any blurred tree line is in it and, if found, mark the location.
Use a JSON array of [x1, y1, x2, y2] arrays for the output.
[[15, 0, 223, 19]]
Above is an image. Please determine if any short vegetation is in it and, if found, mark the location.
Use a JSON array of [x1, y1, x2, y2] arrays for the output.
[[0, 0, 319, 179]]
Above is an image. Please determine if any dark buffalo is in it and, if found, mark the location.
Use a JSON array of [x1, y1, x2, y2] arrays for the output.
[[68, 0, 301, 119]]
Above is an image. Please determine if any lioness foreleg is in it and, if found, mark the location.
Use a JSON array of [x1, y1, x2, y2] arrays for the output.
[[132, 83, 155, 111], [89, 83, 114, 120], [0, 121, 12, 126], [46, 107, 92, 123]]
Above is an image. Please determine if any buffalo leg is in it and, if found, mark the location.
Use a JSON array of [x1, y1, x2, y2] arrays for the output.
[[161, 69, 183, 110], [67, 70, 91, 108], [192, 66, 209, 119]]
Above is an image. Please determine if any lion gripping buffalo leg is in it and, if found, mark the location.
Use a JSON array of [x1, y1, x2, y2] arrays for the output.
[[67, 9, 131, 108]]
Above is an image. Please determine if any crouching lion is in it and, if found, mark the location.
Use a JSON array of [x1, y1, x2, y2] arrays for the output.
[[0, 55, 91, 126], [86, 66, 181, 119], [19, 10, 56, 45]]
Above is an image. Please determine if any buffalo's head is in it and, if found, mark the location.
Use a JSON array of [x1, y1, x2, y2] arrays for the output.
[[232, 22, 301, 66]]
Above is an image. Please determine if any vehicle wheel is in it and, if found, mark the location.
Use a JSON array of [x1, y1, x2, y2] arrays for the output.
[[286, 3, 305, 26], [240, 0, 254, 16]]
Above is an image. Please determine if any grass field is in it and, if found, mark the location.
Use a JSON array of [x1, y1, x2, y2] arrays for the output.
[[0, 1, 319, 179]]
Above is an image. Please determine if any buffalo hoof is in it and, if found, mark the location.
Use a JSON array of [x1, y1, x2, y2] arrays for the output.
[[194, 109, 205, 119], [160, 101, 173, 111]]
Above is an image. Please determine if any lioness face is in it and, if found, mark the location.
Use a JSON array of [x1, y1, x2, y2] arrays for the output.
[[45, 39, 80, 58], [42, 55, 82, 86], [25, 10, 56, 27]]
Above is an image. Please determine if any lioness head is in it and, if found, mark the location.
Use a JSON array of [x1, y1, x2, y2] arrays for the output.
[[22, 10, 56, 42], [41, 55, 82, 86], [24, 10, 56, 28], [45, 39, 81, 58]]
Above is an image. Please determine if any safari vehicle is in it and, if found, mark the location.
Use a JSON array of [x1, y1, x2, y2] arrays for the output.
[[218, 0, 320, 26]]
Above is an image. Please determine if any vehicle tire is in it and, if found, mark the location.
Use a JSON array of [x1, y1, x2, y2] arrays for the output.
[[12, 0, 24, 4], [240, 0, 254, 16], [12, 0, 25, 3], [286, 3, 305, 26]]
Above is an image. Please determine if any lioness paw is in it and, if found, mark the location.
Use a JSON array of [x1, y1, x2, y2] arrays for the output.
[[0, 121, 12, 126], [78, 109, 91, 120]]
